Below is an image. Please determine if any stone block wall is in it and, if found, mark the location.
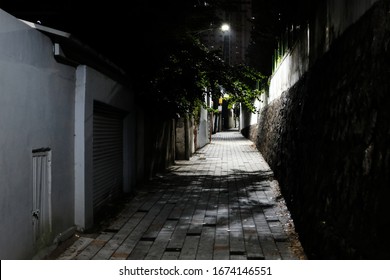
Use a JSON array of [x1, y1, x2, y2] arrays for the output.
[[257, 0, 390, 259]]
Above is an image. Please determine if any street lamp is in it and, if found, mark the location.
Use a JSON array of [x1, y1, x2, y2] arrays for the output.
[[221, 23, 230, 65], [221, 23, 230, 32], [194, 23, 231, 133]]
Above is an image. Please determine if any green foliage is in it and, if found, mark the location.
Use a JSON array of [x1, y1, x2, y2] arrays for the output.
[[221, 64, 267, 113], [147, 35, 267, 118]]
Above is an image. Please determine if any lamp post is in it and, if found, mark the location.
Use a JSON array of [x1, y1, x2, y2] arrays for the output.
[[220, 23, 231, 131], [193, 23, 231, 133], [221, 23, 230, 64]]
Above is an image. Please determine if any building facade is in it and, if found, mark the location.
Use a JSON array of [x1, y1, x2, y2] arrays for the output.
[[0, 9, 136, 259]]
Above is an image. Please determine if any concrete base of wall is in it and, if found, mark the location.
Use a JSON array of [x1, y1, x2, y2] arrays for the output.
[[32, 226, 76, 260], [176, 117, 195, 160], [241, 124, 258, 143]]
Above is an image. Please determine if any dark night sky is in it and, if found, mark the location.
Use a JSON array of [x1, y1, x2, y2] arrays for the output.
[[1, 1, 310, 78], [1, 1, 192, 75]]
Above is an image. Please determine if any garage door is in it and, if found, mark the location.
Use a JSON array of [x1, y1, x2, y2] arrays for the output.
[[93, 101, 125, 212]]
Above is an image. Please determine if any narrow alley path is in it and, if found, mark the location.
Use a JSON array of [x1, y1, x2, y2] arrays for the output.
[[57, 130, 306, 260]]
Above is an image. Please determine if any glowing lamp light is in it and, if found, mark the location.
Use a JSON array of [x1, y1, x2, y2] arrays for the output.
[[221, 23, 230, 32]]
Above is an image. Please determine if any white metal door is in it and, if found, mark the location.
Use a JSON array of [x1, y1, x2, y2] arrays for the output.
[[32, 149, 52, 246]]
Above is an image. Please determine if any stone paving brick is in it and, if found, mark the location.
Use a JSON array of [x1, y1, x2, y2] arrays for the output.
[[243, 227, 265, 260], [92, 238, 121, 260], [127, 240, 153, 260], [74, 232, 113, 260], [229, 229, 246, 254], [179, 235, 200, 260], [161, 251, 180, 260], [196, 227, 215, 260], [57, 237, 93, 260], [106, 195, 149, 231], [213, 230, 230, 260], [144, 220, 177, 260], [142, 203, 176, 239], [258, 235, 282, 260], [276, 241, 296, 260], [57, 130, 306, 260], [166, 221, 189, 251]]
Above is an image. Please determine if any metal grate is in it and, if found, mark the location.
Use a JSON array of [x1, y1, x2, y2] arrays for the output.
[[92, 101, 125, 212]]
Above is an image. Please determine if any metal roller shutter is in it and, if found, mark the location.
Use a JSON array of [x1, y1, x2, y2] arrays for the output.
[[93, 101, 125, 212]]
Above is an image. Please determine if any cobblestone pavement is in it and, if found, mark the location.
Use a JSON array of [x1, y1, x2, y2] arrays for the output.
[[56, 130, 306, 260]]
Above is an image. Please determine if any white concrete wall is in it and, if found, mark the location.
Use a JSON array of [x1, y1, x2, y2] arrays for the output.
[[0, 9, 135, 259], [197, 106, 209, 149], [0, 10, 75, 259], [239, 98, 262, 132], [74, 66, 134, 231], [269, 0, 379, 104], [269, 27, 310, 103], [226, 108, 235, 129]]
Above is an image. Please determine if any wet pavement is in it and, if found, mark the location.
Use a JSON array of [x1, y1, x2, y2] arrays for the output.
[[56, 130, 306, 260]]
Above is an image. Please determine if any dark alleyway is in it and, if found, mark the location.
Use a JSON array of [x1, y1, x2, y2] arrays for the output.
[[55, 130, 306, 260]]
